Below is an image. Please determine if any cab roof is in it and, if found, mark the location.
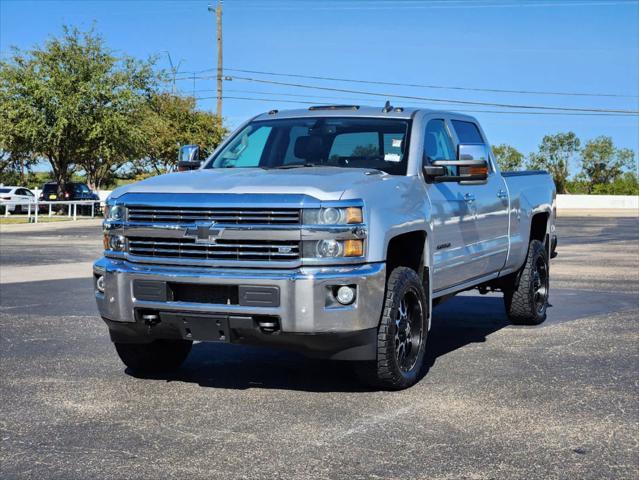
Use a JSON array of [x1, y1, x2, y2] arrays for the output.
[[252, 104, 467, 121]]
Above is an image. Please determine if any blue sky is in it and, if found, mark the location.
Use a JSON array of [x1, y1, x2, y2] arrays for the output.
[[1, 0, 638, 174]]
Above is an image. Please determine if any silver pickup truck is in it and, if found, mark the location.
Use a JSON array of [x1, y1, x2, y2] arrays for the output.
[[94, 104, 557, 389]]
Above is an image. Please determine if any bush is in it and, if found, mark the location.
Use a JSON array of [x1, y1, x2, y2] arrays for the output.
[[566, 173, 638, 195]]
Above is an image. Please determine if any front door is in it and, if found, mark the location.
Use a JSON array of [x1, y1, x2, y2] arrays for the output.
[[423, 118, 474, 292]]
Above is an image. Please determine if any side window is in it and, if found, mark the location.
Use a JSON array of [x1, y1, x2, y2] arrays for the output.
[[15, 188, 26, 195], [451, 120, 484, 144], [423, 119, 456, 175], [217, 125, 272, 168]]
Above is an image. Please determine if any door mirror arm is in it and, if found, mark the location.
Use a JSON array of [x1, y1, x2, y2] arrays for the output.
[[423, 159, 489, 183]]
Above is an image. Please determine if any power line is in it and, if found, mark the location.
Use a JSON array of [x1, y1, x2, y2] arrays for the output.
[[195, 94, 639, 117], [204, 89, 639, 116], [219, 75, 639, 114], [174, 68, 638, 99], [219, 68, 638, 99]]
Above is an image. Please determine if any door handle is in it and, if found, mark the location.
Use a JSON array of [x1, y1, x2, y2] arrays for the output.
[[497, 189, 508, 199], [463, 193, 476, 203]]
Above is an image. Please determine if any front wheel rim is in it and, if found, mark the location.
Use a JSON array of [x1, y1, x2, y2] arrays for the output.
[[394, 289, 423, 373], [532, 256, 549, 314]]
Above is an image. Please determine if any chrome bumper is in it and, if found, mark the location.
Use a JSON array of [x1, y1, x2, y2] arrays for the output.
[[93, 258, 385, 333]]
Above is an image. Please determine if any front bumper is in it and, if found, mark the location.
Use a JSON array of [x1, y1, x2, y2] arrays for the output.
[[93, 257, 385, 335]]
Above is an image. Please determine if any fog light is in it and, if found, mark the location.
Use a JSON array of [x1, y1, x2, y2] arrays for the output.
[[336, 285, 356, 305], [96, 275, 105, 293]]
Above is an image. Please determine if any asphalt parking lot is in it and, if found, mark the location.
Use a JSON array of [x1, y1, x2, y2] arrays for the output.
[[1, 214, 638, 480]]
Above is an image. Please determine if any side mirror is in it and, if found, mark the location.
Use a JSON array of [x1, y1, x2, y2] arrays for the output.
[[177, 160, 201, 172], [177, 145, 202, 172], [423, 143, 490, 184]]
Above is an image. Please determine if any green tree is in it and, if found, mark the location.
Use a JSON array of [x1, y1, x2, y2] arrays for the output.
[[527, 132, 580, 194], [578, 136, 635, 193], [492, 144, 524, 171], [0, 26, 157, 192], [138, 93, 226, 175], [593, 172, 639, 195], [0, 90, 36, 185]]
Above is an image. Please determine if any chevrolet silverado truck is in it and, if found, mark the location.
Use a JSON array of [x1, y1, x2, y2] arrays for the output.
[[94, 104, 557, 389]]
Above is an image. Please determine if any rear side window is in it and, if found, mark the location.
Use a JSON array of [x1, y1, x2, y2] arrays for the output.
[[451, 120, 483, 143]]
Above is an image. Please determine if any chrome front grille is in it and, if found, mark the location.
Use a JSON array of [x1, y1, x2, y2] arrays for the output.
[[127, 206, 301, 225], [128, 237, 300, 262]]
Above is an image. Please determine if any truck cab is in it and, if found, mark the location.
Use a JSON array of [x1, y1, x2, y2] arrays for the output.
[[95, 104, 556, 389]]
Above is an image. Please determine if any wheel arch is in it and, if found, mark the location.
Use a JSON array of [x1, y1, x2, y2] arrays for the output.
[[530, 211, 550, 247]]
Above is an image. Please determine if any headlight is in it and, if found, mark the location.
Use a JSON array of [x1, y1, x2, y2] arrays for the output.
[[104, 234, 126, 252], [303, 239, 364, 258], [303, 207, 362, 225], [105, 204, 125, 221]]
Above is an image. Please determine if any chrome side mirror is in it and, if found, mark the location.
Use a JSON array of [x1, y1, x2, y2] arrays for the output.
[[177, 145, 202, 171], [423, 143, 490, 184]]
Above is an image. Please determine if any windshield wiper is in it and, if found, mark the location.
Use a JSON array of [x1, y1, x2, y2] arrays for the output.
[[269, 163, 322, 170]]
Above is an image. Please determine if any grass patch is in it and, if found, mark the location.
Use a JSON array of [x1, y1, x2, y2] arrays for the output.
[[0, 215, 97, 225]]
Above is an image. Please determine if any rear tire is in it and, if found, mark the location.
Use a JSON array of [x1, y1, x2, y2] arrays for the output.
[[504, 239, 549, 325], [358, 267, 428, 390], [114, 339, 192, 373]]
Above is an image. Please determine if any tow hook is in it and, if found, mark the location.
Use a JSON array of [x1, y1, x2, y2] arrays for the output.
[[142, 313, 160, 332]]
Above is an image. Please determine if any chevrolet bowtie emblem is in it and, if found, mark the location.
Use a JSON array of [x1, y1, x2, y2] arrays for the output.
[[184, 222, 224, 244]]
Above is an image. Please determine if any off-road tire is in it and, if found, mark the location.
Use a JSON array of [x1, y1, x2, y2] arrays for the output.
[[358, 267, 428, 390], [504, 239, 549, 325], [114, 339, 192, 372]]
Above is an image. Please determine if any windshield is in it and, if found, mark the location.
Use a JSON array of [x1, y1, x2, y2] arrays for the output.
[[204, 117, 410, 175], [73, 184, 90, 194], [0, 188, 11, 193]]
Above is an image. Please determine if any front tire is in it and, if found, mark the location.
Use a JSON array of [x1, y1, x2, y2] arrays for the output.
[[504, 239, 549, 325], [359, 267, 428, 390], [114, 339, 192, 373]]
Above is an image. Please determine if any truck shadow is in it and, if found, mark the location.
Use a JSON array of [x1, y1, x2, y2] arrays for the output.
[[127, 295, 510, 392]]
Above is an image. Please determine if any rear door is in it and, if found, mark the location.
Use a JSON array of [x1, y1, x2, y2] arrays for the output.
[[423, 118, 472, 292], [449, 119, 509, 279]]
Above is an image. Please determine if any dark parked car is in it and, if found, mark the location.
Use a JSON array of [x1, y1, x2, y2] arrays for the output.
[[39, 182, 101, 214]]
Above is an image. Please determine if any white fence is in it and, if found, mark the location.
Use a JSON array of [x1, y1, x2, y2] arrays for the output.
[[0, 199, 102, 222], [556, 194, 638, 210]]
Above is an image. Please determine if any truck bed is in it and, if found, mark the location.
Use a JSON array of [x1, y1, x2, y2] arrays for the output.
[[501, 170, 548, 177]]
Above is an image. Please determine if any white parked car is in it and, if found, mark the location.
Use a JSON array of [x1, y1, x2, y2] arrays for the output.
[[0, 186, 37, 213]]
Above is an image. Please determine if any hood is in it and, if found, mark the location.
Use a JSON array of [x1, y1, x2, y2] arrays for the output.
[[109, 167, 394, 202]]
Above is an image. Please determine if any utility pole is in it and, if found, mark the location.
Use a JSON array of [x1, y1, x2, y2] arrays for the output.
[[208, 1, 223, 120]]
